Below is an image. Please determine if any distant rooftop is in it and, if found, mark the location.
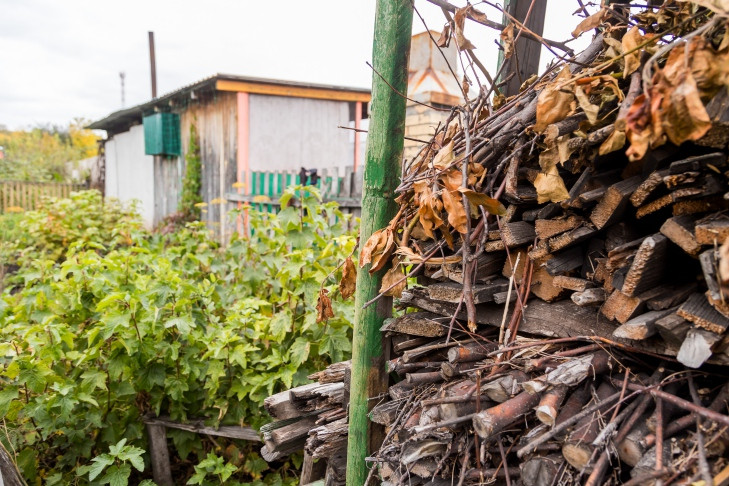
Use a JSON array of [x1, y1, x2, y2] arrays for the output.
[[89, 73, 371, 134]]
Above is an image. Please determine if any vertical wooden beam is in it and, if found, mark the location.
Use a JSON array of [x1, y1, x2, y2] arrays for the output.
[[346, 1, 412, 485], [146, 423, 173, 486], [497, 0, 547, 97]]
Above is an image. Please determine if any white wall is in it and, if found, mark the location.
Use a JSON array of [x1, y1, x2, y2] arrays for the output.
[[104, 124, 155, 227], [248, 95, 352, 176]]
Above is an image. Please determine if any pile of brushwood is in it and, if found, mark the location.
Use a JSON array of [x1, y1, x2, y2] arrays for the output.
[[262, 1, 729, 485]]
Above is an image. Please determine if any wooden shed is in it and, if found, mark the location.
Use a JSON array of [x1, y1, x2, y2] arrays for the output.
[[89, 74, 370, 235]]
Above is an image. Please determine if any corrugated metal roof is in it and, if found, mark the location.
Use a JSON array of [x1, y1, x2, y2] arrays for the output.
[[89, 73, 370, 132]]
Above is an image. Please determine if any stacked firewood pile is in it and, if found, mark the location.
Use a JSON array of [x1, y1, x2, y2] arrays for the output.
[[262, 1, 729, 484]]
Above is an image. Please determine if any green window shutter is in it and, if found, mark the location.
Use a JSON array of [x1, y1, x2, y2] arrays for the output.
[[143, 113, 181, 156]]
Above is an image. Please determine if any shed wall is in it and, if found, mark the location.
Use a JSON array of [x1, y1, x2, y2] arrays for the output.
[[248, 95, 352, 176], [104, 124, 156, 227]]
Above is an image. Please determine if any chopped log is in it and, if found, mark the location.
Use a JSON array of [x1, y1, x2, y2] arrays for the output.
[[553, 275, 593, 292], [630, 442, 672, 486], [535, 385, 569, 427], [392, 336, 431, 353], [577, 187, 607, 205], [677, 293, 729, 334], [290, 383, 344, 413], [602, 290, 645, 323], [520, 454, 564, 486], [530, 264, 565, 302], [630, 169, 670, 207], [386, 358, 441, 375], [262, 417, 318, 461], [673, 196, 728, 216], [300, 452, 326, 486], [438, 400, 482, 422], [660, 214, 702, 256], [700, 248, 723, 301], [522, 352, 613, 395], [389, 381, 415, 400], [501, 221, 536, 247], [548, 226, 597, 253], [621, 234, 668, 296], [448, 341, 497, 364], [381, 312, 447, 337], [473, 390, 542, 439], [636, 187, 704, 219], [545, 247, 583, 276], [695, 215, 729, 245], [612, 308, 675, 341], [426, 280, 509, 305], [677, 327, 722, 369], [440, 361, 475, 379], [572, 287, 607, 306], [646, 282, 697, 310], [481, 370, 530, 403], [590, 176, 642, 230], [265, 390, 302, 421], [494, 290, 517, 305], [617, 419, 651, 467], [655, 313, 691, 347], [401, 439, 449, 465], [535, 216, 583, 239], [554, 383, 592, 431], [442, 253, 506, 283], [562, 381, 617, 470], [369, 400, 403, 426], [144, 416, 261, 442], [308, 361, 351, 384], [305, 418, 348, 459], [669, 152, 727, 174], [405, 371, 443, 385]]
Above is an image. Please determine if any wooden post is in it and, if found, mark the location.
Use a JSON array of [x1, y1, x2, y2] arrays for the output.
[[345, 0, 412, 484], [497, 0, 547, 97], [145, 423, 174, 486]]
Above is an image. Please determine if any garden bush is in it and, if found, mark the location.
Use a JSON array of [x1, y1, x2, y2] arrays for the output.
[[0, 189, 356, 485]]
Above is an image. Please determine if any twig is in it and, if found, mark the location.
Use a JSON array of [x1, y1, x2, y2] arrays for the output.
[[689, 374, 713, 486], [366, 61, 449, 112], [338, 125, 430, 144]]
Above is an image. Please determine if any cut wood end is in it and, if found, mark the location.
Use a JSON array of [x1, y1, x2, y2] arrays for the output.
[[562, 442, 593, 470], [535, 405, 558, 427]]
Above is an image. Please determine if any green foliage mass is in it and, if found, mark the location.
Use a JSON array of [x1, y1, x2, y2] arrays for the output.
[[0, 189, 356, 485], [0, 118, 99, 182], [179, 123, 203, 219]]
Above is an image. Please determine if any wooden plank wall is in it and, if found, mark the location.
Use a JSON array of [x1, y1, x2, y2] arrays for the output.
[[180, 91, 238, 241], [0, 180, 84, 213]]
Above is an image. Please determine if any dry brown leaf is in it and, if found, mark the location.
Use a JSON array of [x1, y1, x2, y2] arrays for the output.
[[359, 227, 395, 273], [316, 288, 335, 323], [441, 188, 468, 234], [457, 188, 507, 216], [441, 168, 463, 192], [690, 0, 729, 15], [339, 257, 356, 299], [720, 237, 729, 294], [470, 8, 487, 23], [534, 67, 575, 133], [535, 145, 569, 204], [571, 8, 606, 38], [414, 181, 444, 240], [500, 23, 515, 60], [658, 66, 712, 146], [622, 26, 643, 78], [598, 128, 626, 155], [454, 6, 476, 51], [380, 263, 406, 298], [574, 86, 599, 125], [432, 140, 456, 170], [436, 23, 451, 48], [625, 93, 654, 161]]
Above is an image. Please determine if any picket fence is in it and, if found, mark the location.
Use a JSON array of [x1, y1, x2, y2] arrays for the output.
[[0, 180, 85, 213]]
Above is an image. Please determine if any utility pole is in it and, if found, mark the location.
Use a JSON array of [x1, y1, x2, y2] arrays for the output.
[[346, 0, 412, 484], [119, 72, 126, 107], [148, 31, 157, 98]]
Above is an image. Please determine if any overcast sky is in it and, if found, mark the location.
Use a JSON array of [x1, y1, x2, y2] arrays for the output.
[[0, 1, 594, 130]]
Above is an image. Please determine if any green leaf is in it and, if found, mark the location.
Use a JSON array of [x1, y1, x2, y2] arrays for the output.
[[86, 454, 114, 481], [100, 463, 132, 486], [0, 386, 19, 417], [269, 311, 291, 341], [288, 338, 310, 367], [165, 316, 195, 334]]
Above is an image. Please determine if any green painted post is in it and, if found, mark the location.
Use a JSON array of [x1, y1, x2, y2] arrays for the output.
[[346, 1, 412, 485]]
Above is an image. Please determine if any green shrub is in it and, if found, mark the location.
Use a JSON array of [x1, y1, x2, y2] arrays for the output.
[[0, 188, 356, 485]]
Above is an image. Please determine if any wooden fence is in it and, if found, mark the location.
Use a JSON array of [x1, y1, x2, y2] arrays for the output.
[[0, 180, 85, 213], [226, 168, 363, 217]]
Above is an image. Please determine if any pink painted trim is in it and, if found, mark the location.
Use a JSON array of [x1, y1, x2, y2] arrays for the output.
[[236, 92, 250, 234], [354, 101, 362, 172]]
